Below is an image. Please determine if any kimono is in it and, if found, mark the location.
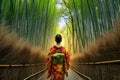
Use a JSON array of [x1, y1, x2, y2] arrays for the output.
[[46, 45, 70, 80]]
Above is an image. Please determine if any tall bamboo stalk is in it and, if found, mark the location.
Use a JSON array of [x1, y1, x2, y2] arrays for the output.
[[0, 0, 58, 52], [63, 0, 120, 53]]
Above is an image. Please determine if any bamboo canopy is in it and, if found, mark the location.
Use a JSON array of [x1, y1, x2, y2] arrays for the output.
[[0, 0, 120, 54]]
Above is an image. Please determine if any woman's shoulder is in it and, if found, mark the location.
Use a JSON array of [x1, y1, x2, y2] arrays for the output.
[[50, 45, 66, 52], [50, 45, 56, 51]]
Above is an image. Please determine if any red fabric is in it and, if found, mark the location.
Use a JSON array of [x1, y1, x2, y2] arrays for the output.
[[47, 45, 70, 63], [46, 45, 70, 80]]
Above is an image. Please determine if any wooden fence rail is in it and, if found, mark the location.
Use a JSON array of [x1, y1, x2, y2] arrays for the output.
[[0, 63, 46, 68], [71, 59, 120, 80], [72, 59, 120, 65]]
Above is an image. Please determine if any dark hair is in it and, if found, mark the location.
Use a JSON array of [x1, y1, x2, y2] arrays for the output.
[[55, 34, 62, 43]]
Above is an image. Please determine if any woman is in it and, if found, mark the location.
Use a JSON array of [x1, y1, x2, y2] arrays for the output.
[[46, 34, 70, 80]]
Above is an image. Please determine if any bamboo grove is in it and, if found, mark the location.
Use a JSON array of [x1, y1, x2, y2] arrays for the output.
[[0, 0, 120, 54], [63, 0, 120, 54], [0, 0, 59, 52]]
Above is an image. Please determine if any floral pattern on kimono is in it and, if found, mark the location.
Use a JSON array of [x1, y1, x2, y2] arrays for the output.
[[46, 45, 70, 80]]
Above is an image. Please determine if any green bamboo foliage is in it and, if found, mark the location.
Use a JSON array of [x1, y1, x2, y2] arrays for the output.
[[0, 0, 120, 54], [63, 0, 120, 53], [0, 0, 58, 51]]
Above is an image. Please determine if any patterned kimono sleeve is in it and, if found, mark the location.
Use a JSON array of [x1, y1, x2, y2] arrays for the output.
[[46, 46, 56, 77], [65, 50, 70, 72], [46, 52, 51, 74]]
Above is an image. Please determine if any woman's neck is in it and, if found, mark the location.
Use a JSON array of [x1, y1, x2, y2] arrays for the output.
[[56, 43, 61, 48]]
